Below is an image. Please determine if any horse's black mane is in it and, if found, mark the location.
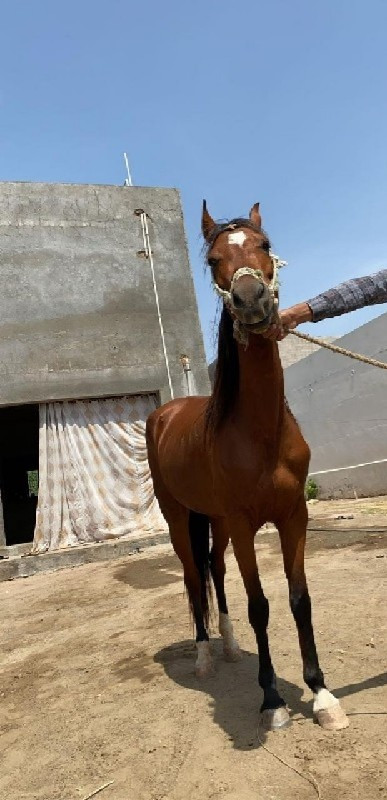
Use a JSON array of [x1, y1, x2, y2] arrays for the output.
[[205, 306, 238, 436], [204, 217, 272, 436], [205, 307, 293, 437]]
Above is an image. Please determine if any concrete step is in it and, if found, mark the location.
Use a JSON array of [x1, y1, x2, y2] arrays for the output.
[[0, 542, 31, 559], [0, 532, 170, 582]]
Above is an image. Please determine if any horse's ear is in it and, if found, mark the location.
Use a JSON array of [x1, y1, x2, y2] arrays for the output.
[[249, 202, 262, 229], [202, 200, 216, 242]]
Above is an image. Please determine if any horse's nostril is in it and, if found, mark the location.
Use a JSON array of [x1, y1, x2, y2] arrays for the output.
[[254, 283, 265, 300]]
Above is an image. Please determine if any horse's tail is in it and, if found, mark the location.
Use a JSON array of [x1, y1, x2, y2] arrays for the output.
[[188, 510, 212, 629]]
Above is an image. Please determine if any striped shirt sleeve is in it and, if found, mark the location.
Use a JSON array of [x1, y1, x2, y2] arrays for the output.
[[307, 269, 387, 323]]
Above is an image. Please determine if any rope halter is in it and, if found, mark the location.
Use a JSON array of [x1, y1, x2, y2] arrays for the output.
[[212, 253, 287, 344]]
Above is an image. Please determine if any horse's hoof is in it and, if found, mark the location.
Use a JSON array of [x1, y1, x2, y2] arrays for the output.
[[314, 704, 349, 731], [259, 706, 291, 731], [223, 643, 242, 662]]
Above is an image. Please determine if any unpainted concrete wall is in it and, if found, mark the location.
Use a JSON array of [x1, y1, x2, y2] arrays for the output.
[[285, 313, 387, 498], [0, 182, 209, 406]]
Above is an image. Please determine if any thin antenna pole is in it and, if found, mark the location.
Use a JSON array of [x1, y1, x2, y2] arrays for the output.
[[123, 152, 133, 186]]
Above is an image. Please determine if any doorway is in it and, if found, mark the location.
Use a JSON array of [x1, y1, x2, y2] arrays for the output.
[[0, 404, 39, 545]]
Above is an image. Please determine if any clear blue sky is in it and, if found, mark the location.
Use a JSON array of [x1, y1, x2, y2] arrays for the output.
[[1, 0, 387, 361]]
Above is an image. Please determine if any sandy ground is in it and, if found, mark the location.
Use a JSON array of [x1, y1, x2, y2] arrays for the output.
[[1, 525, 386, 800], [307, 495, 387, 530]]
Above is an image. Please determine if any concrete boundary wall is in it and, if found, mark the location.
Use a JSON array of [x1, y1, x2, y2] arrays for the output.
[[310, 460, 387, 499], [285, 312, 387, 498]]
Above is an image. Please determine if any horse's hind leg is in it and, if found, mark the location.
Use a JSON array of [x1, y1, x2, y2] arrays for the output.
[[210, 519, 241, 662], [169, 511, 214, 678], [146, 432, 213, 677], [278, 497, 349, 730]]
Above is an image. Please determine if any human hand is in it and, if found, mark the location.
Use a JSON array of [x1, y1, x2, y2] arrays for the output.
[[263, 319, 287, 341], [263, 303, 313, 341]]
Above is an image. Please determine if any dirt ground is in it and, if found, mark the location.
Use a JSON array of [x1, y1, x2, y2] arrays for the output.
[[1, 523, 386, 800], [307, 495, 387, 530]]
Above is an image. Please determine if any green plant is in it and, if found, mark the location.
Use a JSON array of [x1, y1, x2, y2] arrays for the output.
[[305, 477, 318, 501], [27, 470, 39, 497]]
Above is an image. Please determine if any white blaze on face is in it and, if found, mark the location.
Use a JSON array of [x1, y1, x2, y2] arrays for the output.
[[228, 231, 246, 247]]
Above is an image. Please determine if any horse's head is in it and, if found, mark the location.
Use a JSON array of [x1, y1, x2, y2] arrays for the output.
[[202, 201, 279, 335]]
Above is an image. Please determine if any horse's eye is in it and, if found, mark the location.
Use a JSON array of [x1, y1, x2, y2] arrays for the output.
[[208, 257, 219, 269], [261, 240, 270, 252]]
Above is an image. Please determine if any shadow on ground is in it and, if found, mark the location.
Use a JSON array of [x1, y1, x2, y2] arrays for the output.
[[133, 641, 387, 751], [114, 552, 182, 590]]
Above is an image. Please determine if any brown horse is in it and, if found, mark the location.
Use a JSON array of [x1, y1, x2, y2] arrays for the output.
[[146, 202, 348, 732]]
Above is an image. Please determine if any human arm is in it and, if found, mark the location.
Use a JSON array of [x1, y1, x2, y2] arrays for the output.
[[264, 268, 387, 340], [307, 268, 387, 322]]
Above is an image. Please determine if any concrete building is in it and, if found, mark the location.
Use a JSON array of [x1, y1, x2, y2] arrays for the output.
[[285, 313, 387, 498], [0, 181, 209, 546]]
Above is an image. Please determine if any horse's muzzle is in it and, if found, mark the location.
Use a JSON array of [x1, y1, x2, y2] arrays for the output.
[[230, 277, 275, 327]]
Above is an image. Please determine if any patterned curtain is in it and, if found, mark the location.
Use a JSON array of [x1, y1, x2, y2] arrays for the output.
[[32, 394, 167, 553]]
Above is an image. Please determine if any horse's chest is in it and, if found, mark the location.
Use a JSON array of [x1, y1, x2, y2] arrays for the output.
[[217, 428, 277, 477], [215, 434, 277, 507]]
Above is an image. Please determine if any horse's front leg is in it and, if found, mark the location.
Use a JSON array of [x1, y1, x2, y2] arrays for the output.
[[277, 496, 349, 730], [231, 517, 290, 730]]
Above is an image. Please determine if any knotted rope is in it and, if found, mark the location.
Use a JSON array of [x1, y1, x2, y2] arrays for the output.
[[212, 254, 285, 345], [212, 262, 280, 304]]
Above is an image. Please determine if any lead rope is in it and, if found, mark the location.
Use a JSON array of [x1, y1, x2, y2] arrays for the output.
[[288, 329, 387, 370], [140, 212, 175, 399], [256, 729, 321, 799]]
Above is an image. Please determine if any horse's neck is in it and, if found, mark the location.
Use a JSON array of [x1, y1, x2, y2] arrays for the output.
[[235, 335, 284, 434]]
